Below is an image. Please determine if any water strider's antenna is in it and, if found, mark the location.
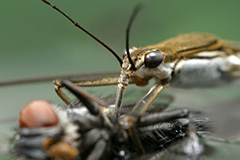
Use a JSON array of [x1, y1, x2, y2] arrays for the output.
[[40, 0, 122, 66], [126, 4, 142, 71]]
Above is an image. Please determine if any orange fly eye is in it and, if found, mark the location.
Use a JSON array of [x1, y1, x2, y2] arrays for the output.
[[19, 100, 59, 128]]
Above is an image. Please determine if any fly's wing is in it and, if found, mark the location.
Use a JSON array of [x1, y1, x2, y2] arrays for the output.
[[134, 95, 240, 160], [143, 33, 240, 62]]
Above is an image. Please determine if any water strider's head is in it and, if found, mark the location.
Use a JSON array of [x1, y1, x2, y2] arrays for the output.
[[118, 47, 164, 88], [122, 47, 164, 72], [114, 47, 165, 111]]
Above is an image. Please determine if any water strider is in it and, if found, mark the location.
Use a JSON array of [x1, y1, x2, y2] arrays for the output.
[[1, 1, 240, 114], [35, 1, 240, 114]]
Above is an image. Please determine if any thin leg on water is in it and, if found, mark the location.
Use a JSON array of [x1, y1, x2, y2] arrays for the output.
[[54, 74, 148, 105]]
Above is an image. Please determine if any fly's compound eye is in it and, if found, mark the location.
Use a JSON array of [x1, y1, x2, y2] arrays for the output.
[[122, 48, 133, 58], [19, 100, 59, 128], [144, 51, 164, 68]]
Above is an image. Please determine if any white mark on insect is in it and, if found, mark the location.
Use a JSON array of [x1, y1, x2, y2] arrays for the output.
[[228, 55, 240, 65], [171, 51, 240, 88]]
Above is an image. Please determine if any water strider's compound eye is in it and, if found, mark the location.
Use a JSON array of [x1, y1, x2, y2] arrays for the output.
[[122, 48, 134, 58], [144, 51, 164, 68]]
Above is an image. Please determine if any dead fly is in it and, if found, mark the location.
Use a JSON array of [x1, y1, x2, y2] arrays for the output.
[[13, 80, 192, 160]]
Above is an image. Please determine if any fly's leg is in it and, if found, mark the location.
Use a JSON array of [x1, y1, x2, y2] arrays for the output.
[[137, 108, 189, 128], [58, 80, 112, 159], [54, 74, 149, 105], [80, 129, 109, 160], [85, 139, 107, 160], [138, 121, 183, 133]]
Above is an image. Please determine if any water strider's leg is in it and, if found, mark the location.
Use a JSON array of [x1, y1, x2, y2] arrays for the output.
[[131, 80, 168, 115], [117, 79, 186, 154], [54, 74, 149, 105], [53, 74, 119, 105]]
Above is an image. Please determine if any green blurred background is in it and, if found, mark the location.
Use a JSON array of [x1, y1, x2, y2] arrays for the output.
[[1, 0, 240, 159]]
